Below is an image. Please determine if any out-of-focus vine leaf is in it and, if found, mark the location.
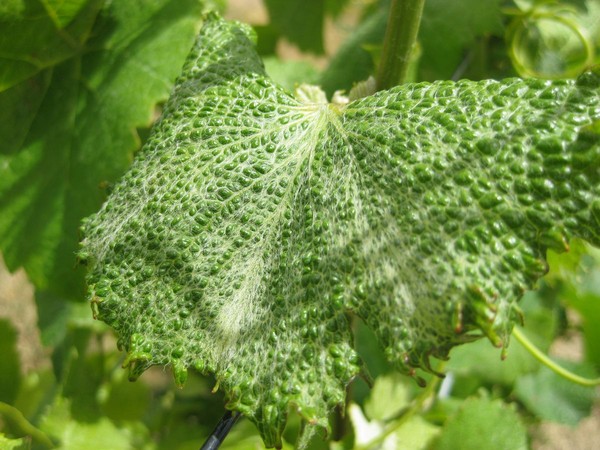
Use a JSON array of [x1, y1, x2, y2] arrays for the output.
[[35, 290, 98, 348], [418, 0, 503, 80], [12, 368, 55, 423], [325, 0, 351, 17], [347, 402, 439, 450], [41, 0, 91, 28], [430, 396, 527, 450], [319, 6, 387, 96], [99, 370, 151, 423], [264, 0, 325, 53], [0, 0, 206, 299], [80, 14, 600, 447], [515, 361, 598, 425], [0, 433, 28, 450], [263, 56, 320, 91], [0, 0, 99, 91], [507, 0, 600, 79], [0, 319, 21, 405], [392, 415, 440, 450], [39, 396, 153, 450], [553, 245, 600, 368], [364, 373, 410, 421]]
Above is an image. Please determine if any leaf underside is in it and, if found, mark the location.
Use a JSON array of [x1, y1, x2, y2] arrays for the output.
[[80, 14, 600, 448]]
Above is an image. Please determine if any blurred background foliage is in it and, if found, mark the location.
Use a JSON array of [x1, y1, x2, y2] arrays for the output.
[[0, 0, 599, 448]]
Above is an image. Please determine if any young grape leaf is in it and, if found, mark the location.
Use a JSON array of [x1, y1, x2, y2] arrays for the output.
[[80, 14, 600, 448]]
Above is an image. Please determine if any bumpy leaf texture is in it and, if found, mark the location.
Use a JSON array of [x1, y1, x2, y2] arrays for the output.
[[80, 14, 600, 448]]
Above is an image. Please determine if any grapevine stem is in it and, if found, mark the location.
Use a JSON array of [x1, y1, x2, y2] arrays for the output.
[[512, 327, 600, 387], [376, 0, 426, 90], [0, 401, 54, 448]]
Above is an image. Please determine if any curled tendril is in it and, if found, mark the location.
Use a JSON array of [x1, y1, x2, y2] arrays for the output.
[[504, 2, 595, 79]]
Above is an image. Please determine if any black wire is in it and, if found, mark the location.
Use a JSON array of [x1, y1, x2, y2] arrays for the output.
[[200, 410, 242, 450]]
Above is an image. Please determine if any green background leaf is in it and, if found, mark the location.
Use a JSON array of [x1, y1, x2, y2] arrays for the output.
[[0, 433, 28, 450], [264, 0, 325, 53], [418, 0, 504, 80], [515, 361, 597, 425], [0, 319, 21, 405], [430, 396, 528, 450], [0, 0, 205, 299]]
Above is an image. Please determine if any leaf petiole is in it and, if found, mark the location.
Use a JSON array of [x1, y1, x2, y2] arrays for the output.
[[0, 402, 54, 448], [512, 327, 600, 387], [376, 0, 425, 90]]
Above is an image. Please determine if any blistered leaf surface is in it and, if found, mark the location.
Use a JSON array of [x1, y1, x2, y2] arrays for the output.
[[80, 14, 600, 447]]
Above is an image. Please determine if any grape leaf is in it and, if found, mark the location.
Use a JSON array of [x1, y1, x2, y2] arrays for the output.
[[264, 0, 325, 53], [39, 396, 152, 450], [430, 396, 527, 450], [418, 0, 503, 80], [0, 433, 27, 450], [40, 0, 91, 28], [0, 0, 100, 91], [514, 361, 597, 425], [0, 319, 21, 405], [80, 14, 600, 448], [0, 0, 205, 298]]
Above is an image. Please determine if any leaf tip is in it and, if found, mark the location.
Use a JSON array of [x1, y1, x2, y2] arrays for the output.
[[173, 360, 188, 387]]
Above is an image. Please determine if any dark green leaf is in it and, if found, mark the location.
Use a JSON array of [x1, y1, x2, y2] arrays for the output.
[[419, 0, 504, 80], [264, 0, 325, 53], [0, 319, 21, 404], [0, 0, 205, 298], [0, 0, 101, 91], [40, 0, 92, 28], [39, 396, 152, 450]]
